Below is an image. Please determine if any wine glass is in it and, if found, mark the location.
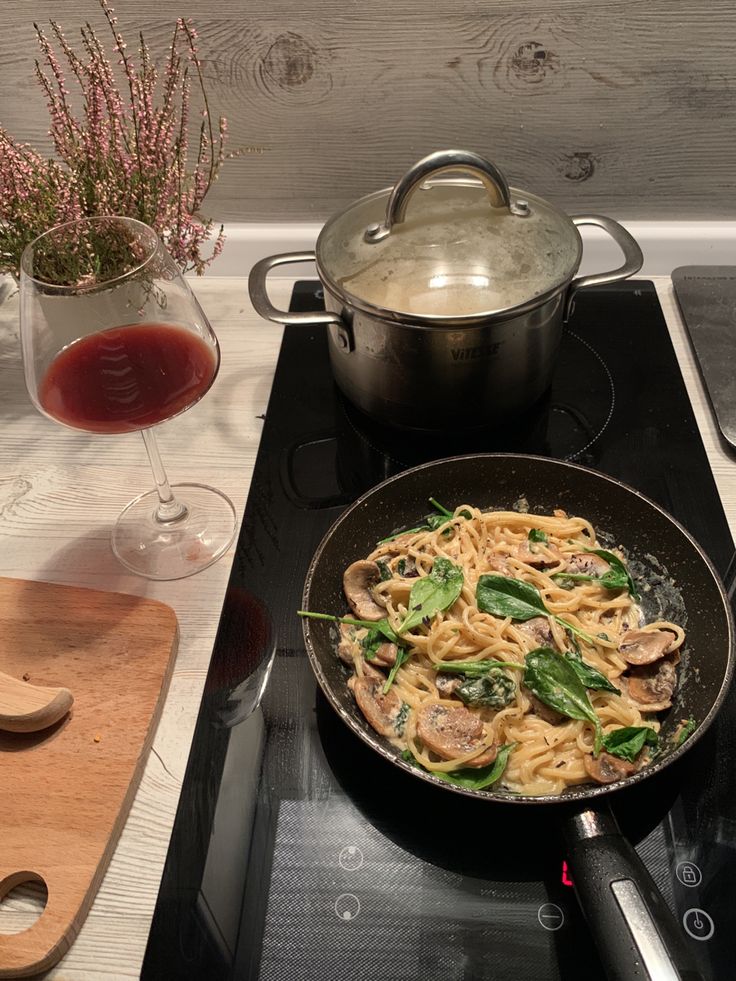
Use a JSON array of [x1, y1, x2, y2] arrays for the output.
[[19, 215, 237, 580]]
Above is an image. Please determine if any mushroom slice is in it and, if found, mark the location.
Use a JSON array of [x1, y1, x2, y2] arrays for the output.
[[619, 628, 677, 666], [435, 674, 462, 697], [371, 642, 398, 668], [348, 668, 403, 737], [343, 560, 386, 621], [566, 552, 611, 577], [397, 555, 418, 578], [416, 702, 497, 767], [486, 553, 512, 575], [337, 623, 361, 665], [626, 654, 679, 711], [514, 541, 563, 567], [584, 751, 637, 785], [517, 616, 555, 648], [338, 623, 397, 667], [359, 662, 387, 683]]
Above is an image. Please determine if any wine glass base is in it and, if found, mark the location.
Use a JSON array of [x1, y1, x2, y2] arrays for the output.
[[111, 483, 237, 580]]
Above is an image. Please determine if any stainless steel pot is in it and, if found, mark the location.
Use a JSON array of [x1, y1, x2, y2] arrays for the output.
[[249, 150, 643, 431]]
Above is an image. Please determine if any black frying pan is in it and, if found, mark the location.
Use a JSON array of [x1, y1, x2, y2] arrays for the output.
[[301, 454, 734, 981]]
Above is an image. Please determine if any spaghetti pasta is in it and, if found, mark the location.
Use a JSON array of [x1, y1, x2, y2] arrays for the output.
[[331, 503, 684, 796]]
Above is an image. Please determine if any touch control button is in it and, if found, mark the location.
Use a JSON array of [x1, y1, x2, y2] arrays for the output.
[[537, 903, 565, 931], [339, 845, 364, 871], [683, 908, 714, 941], [335, 893, 361, 921], [676, 862, 702, 887]]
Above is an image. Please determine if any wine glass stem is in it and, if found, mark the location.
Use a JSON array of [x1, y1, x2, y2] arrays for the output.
[[141, 429, 188, 523]]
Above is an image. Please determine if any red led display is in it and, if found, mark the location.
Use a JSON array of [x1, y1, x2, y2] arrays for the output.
[[561, 861, 574, 887]]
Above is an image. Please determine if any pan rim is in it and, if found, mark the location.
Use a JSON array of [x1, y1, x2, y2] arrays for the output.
[[301, 452, 735, 805]]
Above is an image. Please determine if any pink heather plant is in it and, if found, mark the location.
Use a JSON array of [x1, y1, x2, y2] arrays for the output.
[[0, 0, 226, 279]]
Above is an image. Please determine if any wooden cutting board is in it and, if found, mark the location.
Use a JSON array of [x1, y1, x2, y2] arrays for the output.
[[0, 577, 179, 978]]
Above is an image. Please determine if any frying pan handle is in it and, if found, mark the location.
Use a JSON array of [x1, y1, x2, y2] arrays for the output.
[[562, 806, 703, 981]]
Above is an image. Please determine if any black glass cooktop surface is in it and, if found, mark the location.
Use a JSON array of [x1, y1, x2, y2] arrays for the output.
[[143, 280, 736, 980]]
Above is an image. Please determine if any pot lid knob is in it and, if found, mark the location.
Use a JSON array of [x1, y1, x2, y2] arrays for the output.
[[364, 149, 530, 243]]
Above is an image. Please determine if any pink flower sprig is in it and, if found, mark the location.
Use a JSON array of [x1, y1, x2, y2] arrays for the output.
[[0, 0, 226, 279]]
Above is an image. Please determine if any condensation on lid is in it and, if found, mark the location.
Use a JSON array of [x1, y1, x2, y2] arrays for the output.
[[317, 181, 582, 320]]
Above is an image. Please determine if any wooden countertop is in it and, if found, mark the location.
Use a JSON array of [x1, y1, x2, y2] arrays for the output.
[[0, 275, 734, 977]]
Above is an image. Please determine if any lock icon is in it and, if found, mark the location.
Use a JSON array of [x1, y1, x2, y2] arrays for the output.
[[676, 861, 702, 887]]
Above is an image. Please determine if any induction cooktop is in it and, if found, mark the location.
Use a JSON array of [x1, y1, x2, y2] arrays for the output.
[[142, 280, 735, 981]]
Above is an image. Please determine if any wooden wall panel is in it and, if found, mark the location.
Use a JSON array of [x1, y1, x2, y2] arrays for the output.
[[1, 1, 735, 221]]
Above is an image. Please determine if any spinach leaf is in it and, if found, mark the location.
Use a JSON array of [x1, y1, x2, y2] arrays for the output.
[[399, 557, 464, 633], [382, 648, 411, 694], [394, 702, 410, 737], [598, 568, 630, 591], [675, 717, 697, 747], [553, 568, 628, 591], [476, 575, 595, 644], [476, 574, 548, 620], [375, 559, 393, 582], [435, 659, 526, 676], [524, 647, 603, 752], [402, 743, 516, 790], [457, 671, 516, 708], [587, 548, 639, 600], [601, 726, 658, 762], [552, 548, 639, 599], [360, 627, 386, 661], [377, 524, 430, 545], [377, 498, 470, 544], [428, 497, 453, 517], [428, 498, 473, 521], [299, 610, 410, 679], [298, 610, 400, 645], [528, 528, 548, 543], [564, 649, 620, 695]]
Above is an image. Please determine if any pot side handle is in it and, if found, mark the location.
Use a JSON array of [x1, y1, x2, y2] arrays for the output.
[[562, 805, 703, 981], [566, 215, 644, 321], [248, 252, 343, 327]]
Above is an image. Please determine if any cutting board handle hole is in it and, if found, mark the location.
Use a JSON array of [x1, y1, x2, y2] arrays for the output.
[[0, 873, 48, 936]]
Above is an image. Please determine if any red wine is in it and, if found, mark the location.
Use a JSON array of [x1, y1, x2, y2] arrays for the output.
[[39, 322, 217, 434]]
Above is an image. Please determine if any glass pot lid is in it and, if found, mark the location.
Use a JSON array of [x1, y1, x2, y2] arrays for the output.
[[316, 149, 583, 322]]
